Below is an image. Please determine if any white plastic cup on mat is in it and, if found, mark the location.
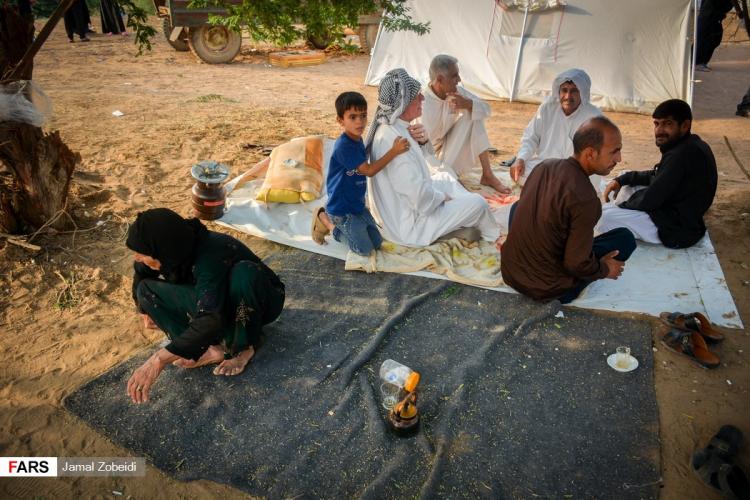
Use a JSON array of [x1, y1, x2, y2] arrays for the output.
[[379, 359, 413, 388]]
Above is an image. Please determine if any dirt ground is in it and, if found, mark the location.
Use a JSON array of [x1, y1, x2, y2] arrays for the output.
[[1, 17, 749, 499]]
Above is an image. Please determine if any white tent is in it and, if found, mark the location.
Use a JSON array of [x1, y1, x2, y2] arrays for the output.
[[365, 0, 696, 114]]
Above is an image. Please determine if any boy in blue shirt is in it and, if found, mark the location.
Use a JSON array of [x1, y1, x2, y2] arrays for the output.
[[312, 91, 408, 255]]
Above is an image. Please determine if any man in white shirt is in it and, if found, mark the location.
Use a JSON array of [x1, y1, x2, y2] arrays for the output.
[[421, 54, 511, 195], [364, 68, 500, 248], [510, 68, 603, 191]]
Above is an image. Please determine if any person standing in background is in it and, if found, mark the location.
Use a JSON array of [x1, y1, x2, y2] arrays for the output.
[[99, 0, 127, 35], [63, 0, 90, 42], [695, 0, 734, 71], [737, 86, 750, 117]]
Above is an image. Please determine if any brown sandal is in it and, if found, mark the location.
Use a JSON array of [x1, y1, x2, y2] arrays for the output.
[[311, 206, 329, 244], [661, 327, 720, 369], [659, 311, 724, 342]]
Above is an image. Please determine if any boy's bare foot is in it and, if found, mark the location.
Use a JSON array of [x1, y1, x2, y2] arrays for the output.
[[173, 345, 224, 368], [480, 173, 512, 194], [311, 207, 331, 244], [318, 210, 334, 232], [213, 346, 255, 376]]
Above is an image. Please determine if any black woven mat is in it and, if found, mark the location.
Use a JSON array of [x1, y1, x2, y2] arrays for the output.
[[65, 249, 660, 498]]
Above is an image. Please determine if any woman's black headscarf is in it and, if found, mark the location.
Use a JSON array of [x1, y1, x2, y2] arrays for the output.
[[126, 208, 208, 283]]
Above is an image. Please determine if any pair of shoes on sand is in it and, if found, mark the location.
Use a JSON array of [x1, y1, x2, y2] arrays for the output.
[[696, 63, 712, 72], [693, 425, 750, 499], [659, 311, 724, 368]]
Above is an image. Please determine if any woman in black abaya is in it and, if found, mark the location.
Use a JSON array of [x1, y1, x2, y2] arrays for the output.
[[99, 0, 127, 35], [124, 208, 285, 404]]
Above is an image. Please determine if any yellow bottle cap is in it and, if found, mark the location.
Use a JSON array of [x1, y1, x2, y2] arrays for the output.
[[404, 371, 420, 392]]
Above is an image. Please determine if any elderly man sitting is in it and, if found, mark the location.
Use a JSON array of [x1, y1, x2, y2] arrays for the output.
[[422, 54, 511, 194], [510, 68, 603, 191], [365, 68, 500, 248]]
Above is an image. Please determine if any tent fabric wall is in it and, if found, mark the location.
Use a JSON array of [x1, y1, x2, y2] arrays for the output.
[[365, 0, 693, 114]]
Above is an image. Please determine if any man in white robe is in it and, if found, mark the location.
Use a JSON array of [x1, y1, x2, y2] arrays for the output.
[[510, 68, 604, 191], [365, 68, 500, 248], [421, 54, 511, 195]]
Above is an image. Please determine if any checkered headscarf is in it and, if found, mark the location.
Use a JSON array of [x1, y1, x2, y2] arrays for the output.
[[365, 68, 422, 152]]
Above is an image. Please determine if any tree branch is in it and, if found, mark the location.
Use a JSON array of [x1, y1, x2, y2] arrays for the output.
[[3, 0, 78, 82]]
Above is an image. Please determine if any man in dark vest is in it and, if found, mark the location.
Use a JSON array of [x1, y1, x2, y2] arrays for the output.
[[599, 99, 717, 249]]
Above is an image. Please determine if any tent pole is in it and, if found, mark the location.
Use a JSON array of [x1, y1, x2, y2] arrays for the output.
[[688, 0, 698, 107], [364, 17, 385, 86], [510, 5, 530, 102]]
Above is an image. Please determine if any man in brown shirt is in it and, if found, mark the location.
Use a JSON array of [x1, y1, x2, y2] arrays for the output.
[[501, 116, 636, 303]]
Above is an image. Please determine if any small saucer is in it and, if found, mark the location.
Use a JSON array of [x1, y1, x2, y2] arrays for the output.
[[607, 353, 639, 373]]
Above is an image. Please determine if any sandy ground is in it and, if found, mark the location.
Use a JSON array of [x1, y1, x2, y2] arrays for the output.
[[1, 17, 749, 499]]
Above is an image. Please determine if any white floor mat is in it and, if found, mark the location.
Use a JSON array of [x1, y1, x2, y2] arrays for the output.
[[218, 147, 742, 329]]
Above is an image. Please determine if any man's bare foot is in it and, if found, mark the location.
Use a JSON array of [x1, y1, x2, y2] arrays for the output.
[[495, 235, 506, 253], [173, 345, 224, 369], [213, 346, 255, 376], [480, 174, 512, 195]]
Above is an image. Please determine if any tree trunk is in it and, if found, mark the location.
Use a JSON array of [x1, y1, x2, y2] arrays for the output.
[[0, 3, 77, 234], [0, 3, 35, 81], [0, 123, 78, 233]]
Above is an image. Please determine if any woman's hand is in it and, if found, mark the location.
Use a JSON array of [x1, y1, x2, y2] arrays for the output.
[[126, 348, 177, 404], [127, 358, 162, 404]]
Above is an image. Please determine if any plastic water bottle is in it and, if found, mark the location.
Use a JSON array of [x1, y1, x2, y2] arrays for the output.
[[379, 359, 414, 388]]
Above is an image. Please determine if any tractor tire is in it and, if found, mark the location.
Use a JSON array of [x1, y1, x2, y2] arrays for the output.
[[188, 25, 242, 64], [162, 17, 189, 52]]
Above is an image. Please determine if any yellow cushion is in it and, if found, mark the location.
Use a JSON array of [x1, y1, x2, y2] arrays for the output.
[[256, 135, 324, 204]]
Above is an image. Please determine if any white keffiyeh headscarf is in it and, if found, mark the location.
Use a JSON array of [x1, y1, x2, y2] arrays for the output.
[[549, 68, 592, 107], [365, 68, 422, 152]]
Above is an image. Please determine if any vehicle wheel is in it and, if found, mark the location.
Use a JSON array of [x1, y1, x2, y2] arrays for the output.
[[162, 17, 189, 52], [188, 25, 242, 64]]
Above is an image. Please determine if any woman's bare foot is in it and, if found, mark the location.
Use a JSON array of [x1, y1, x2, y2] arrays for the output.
[[173, 345, 224, 368], [213, 346, 255, 376], [141, 314, 159, 330]]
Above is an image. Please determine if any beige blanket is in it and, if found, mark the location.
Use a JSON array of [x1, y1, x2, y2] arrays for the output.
[[344, 238, 503, 288]]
